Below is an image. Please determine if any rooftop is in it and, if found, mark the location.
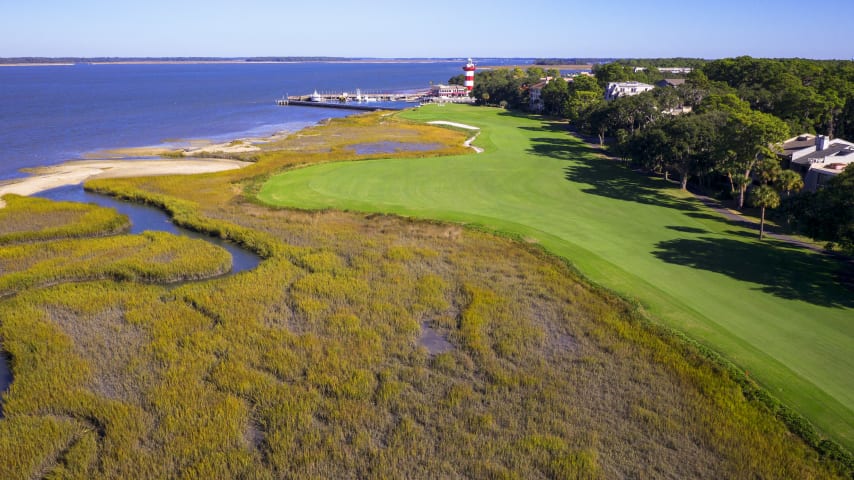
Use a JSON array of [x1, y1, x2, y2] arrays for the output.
[[781, 134, 817, 158], [792, 143, 854, 165]]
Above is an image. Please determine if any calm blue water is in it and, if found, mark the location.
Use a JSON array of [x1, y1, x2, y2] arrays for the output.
[[0, 61, 471, 180]]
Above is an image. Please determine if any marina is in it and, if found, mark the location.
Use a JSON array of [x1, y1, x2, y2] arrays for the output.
[[276, 88, 476, 110], [277, 59, 478, 110]]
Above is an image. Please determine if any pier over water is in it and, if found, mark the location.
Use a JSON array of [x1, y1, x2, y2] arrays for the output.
[[277, 88, 475, 111]]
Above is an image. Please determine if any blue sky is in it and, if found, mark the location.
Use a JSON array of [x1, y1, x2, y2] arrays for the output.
[[1, 0, 853, 59]]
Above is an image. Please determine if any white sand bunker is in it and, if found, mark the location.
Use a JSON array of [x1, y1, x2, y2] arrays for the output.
[[427, 121, 483, 153], [427, 120, 480, 130]]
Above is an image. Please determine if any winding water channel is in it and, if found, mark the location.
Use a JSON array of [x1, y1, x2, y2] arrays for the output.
[[0, 185, 262, 411]]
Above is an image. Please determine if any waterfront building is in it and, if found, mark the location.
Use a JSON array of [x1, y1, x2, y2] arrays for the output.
[[430, 84, 469, 98]]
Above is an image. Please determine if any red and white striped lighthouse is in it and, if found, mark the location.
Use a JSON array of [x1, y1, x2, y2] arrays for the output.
[[463, 58, 475, 93]]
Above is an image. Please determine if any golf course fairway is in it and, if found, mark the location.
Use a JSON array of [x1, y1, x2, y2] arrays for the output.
[[259, 104, 854, 449]]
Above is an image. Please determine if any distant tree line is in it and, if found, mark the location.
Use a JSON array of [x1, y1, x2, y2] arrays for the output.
[[455, 57, 854, 251], [534, 58, 615, 65], [1, 56, 368, 64], [243, 57, 353, 62], [614, 58, 709, 69], [0, 57, 241, 64], [703, 57, 854, 138]]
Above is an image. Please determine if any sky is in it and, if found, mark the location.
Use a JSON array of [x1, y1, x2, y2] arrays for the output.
[[1, 0, 853, 60]]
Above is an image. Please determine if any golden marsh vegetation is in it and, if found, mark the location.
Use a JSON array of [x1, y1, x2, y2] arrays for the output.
[[0, 112, 847, 478]]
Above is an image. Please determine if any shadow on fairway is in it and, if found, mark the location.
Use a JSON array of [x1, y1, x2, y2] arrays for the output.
[[687, 212, 759, 231], [518, 123, 570, 134], [666, 226, 708, 234], [653, 237, 854, 308], [522, 132, 699, 212], [559, 151, 700, 212]]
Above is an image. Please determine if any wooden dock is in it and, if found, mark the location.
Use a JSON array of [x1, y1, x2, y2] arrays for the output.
[[277, 99, 399, 111], [276, 89, 429, 110]]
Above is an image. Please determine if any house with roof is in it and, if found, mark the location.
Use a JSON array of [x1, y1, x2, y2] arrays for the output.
[[528, 78, 552, 113], [655, 78, 686, 88], [430, 84, 469, 98], [604, 81, 654, 101], [781, 134, 854, 191]]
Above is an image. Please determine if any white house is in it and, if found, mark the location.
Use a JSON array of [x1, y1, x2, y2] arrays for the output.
[[604, 81, 654, 101], [783, 134, 854, 191]]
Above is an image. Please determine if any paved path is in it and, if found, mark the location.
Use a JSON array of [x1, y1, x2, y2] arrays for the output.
[[688, 190, 826, 252]]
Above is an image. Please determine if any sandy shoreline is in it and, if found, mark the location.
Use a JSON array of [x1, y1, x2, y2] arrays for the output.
[[0, 117, 299, 208], [0, 158, 249, 207]]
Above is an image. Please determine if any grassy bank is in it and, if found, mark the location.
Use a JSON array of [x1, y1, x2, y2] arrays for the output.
[[258, 104, 854, 451], [0, 194, 129, 244], [0, 231, 232, 294], [0, 110, 847, 478]]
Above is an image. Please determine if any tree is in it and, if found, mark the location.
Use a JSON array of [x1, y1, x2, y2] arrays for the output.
[[788, 166, 854, 253], [585, 102, 613, 145], [702, 56, 854, 137], [541, 77, 570, 117], [567, 76, 603, 122], [749, 185, 780, 239], [776, 169, 804, 198], [717, 108, 790, 209], [594, 63, 633, 85], [662, 112, 724, 190], [569, 74, 600, 95], [625, 126, 668, 172]]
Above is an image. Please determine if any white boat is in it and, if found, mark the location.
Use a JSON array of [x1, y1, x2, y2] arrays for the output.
[[309, 90, 322, 102]]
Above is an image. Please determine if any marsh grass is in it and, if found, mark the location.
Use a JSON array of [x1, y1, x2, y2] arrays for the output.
[[0, 111, 847, 478], [0, 232, 232, 295], [0, 194, 129, 244]]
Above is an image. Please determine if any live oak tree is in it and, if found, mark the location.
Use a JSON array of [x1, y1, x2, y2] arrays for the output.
[[541, 77, 570, 117], [703, 56, 854, 139], [713, 99, 789, 209]]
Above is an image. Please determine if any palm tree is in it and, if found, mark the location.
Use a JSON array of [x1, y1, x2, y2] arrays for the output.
[[776, 169, 804, 198], [748, 185, 781, 239]]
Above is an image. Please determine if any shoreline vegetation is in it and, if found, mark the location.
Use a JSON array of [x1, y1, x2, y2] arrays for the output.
[[0, 108, 850, 477]]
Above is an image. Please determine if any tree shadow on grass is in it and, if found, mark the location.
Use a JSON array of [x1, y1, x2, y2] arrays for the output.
[[517, 123, 570, 134], [512, 122, 706, 213], [687, 212, 758, 231], [653, 237, 854, 308], [523, 134, 699, 212], [666, 226, 708, 234]]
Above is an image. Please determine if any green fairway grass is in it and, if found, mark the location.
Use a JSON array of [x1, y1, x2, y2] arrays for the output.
[[259, 104, 854, 449]]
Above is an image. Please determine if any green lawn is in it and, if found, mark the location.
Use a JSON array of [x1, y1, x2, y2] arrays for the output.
[[259, 104, 854, 449]]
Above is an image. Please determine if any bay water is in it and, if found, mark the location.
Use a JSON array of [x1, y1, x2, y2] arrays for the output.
[[0, 61, 476, 181]]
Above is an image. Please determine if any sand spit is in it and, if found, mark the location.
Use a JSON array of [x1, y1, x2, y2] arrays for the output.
[[0, 158, 249, 207]]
